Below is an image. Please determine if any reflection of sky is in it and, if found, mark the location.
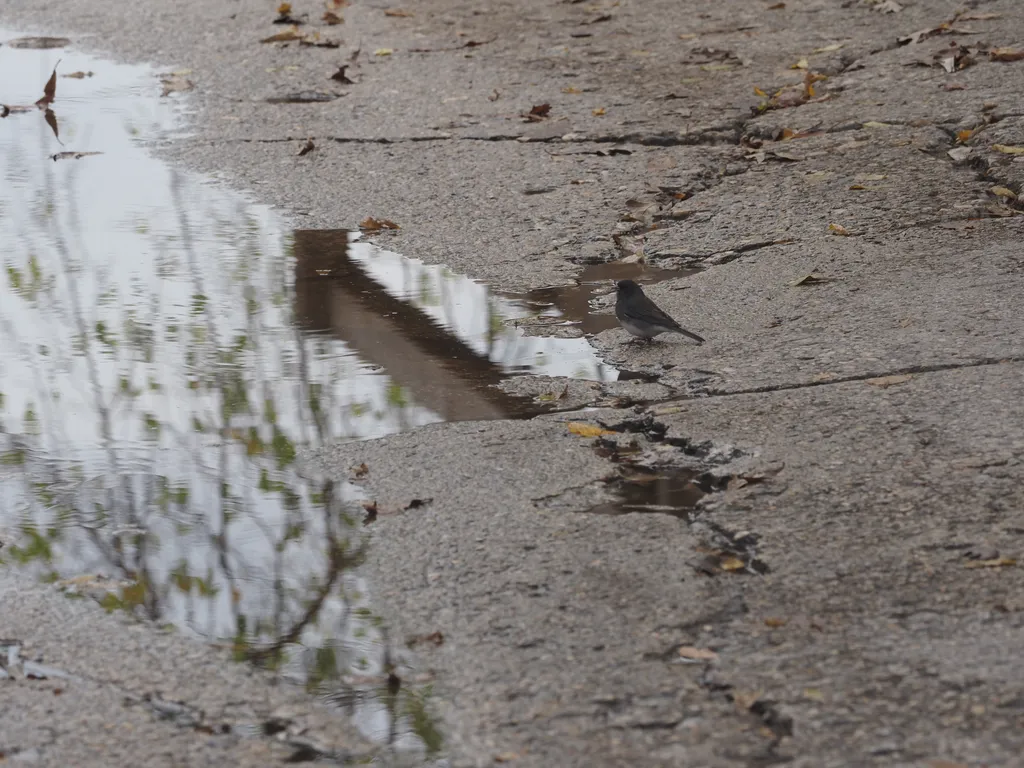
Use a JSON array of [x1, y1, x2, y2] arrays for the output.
[[350, 242, 617, 381], [0, 33, 611, 755]]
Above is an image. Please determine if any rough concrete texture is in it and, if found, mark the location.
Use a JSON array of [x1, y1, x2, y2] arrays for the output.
[[4, 0, 1024, 766]]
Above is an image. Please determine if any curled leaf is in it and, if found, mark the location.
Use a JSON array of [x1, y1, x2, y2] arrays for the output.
[[566, 422, 614, 438], [359, 217, 400, 231]]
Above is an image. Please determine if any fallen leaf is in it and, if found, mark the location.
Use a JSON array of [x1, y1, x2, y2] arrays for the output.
[[61, 71, 93, 79], [990, 48, 1024, 62], [261, 27, 304, 43], [592, 107, 606, 116], [862, 121, 892, 129], [993, 144, 1024, 155], [523, 103, 551, 122], [964, 557, 1016, 569], [374, 48, 394, 56], [36, 61, 59, 108], [865, 374, 913, 388], [384, 8, 415, 17], [404, 498, 432, 510], [956, 128, 975, 143], [812, 372, 838, 382], [720, 556, 746, 571], [849, 184, 868, 190], [330, 65, 355, 84], [812, 43, 844, 54], [567, 422, 614, 438], [298, 138, 316, 156], [764, 617, 788, 628], [677, 646, 718, 661], [277, 2, 292, 13], [359, 217, 401, 231], [828, 223, 851, 236], [790, 57, 808, 70], [990, 186, 1016, 199], [322, 10, 344, 25], [50, 151, 103, 161], [767, 2, 785, 9], [562, 86, 581, 94]]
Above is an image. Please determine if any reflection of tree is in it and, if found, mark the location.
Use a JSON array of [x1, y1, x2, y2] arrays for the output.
[[0, 91, 441, 757]]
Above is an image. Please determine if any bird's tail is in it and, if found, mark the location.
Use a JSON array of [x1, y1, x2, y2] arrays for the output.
[[677, 327, 705, 345]]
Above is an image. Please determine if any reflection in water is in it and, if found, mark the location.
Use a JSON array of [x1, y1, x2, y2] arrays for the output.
[[0, 32, 677, 759]]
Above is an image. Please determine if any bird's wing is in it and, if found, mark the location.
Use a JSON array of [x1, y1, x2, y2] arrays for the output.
[[626, 300, 704, 344]]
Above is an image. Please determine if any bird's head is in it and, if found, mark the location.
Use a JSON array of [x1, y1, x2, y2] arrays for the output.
[[616, 279, 641, 294]]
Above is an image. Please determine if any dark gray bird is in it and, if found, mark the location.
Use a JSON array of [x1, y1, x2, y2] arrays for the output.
[[615, 279, 705, 345]]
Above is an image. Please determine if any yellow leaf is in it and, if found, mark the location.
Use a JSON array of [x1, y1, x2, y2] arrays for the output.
[[567, 422, 614, 438], [592, 107, 606, 116], [720, 556, 745, 571], [753, 86, 768, 97], [561, 86, 581, 94], [993, 144, 1024, 155], [849, 184, 868, 190], [277, 2, 292, 13], [677, 646, 718, 660], [956, 129, 974, 143], [790, 57, 808, 70], [828, 223, 851, 236], [374, 48, 394, 56], [865, 374, 913, 388], [764, 617, 788, 627], [965, 557, 1017, 569], [862, 121, 892, 129], [812, 43, 844, 54], [261, 27, 303, 43], [990, 186, 1017, 199]]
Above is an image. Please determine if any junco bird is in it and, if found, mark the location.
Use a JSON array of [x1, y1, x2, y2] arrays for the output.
[[615, 279, 705, 345]]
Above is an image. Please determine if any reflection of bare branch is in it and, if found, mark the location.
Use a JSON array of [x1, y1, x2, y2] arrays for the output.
[[246, 483, 366, 662]]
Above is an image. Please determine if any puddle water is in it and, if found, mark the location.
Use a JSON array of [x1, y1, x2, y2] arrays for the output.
[[586, 467, 708, 519], [0, 32, 691, 757]]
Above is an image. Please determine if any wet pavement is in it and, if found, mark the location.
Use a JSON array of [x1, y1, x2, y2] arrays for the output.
[[0, 32, 694, 757]]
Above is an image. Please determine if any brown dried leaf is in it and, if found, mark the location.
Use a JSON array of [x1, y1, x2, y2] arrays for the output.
[[298, 138, 316, 156], [964, 557, 1016, 569], [261, 27, 304, 43], [767, 1, 785, 7], [828, 223, 851, 236], [764, 617, 788, 628], [677, 646, 718, 661], [352, 462, 369, 477], [592, 107, 606, 116], [359, 217, 400, 231], [567, 421, 614, 438], [384, 8, 414, 17], [523, 103, 551, 122], [322, 10, 344, 25], [865, 374, 913, 388], [990, 48, 1024, 62]]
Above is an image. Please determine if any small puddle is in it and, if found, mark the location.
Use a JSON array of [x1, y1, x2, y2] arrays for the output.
[[0, 31, 695, 756], [585, 467, 709, 519]]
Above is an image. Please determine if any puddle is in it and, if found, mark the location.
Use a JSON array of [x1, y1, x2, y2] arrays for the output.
[[0, 32, 696, 756], [585, 467, 709, 519]]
